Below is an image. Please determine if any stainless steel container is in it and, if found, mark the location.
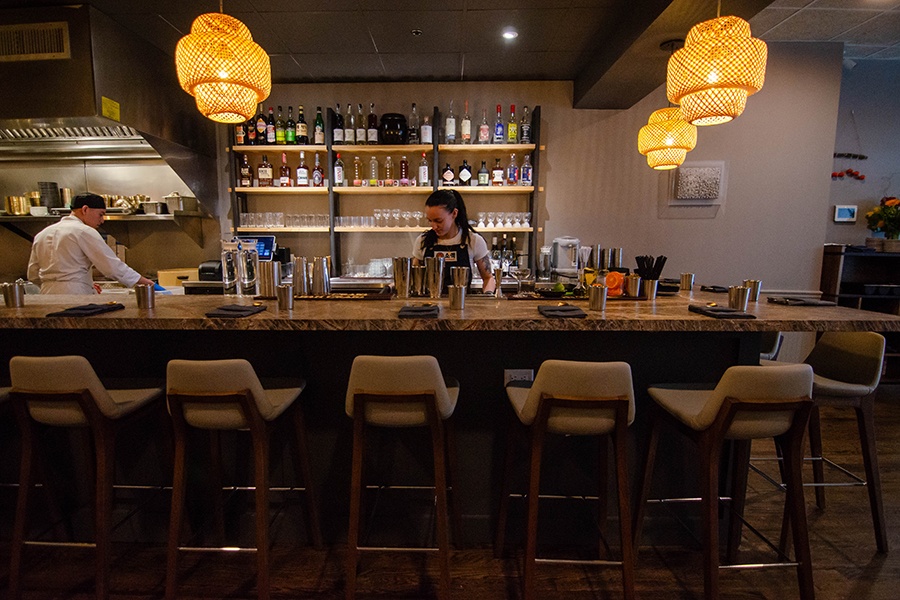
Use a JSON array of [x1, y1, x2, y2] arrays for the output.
[[589, 284, 607, 311], [311, 256, 331, 296], [392, 257, 411, 298], [411, 265, 426, 296], [425, 256, 445, 299], [602, 247, 623, 269], [680, 273, 695, 291], [743, 279, 762, 302], [450, 266, 469, 287], [2, 282, 26, 308], [134, 283, 155, 309], [292, 257, 310, 295], [259, 261, 282, 297], [729, 285, 750, 311], [642, 279, 658, 300], [624, 274, 642, 297], [276, 284, 294, 310], [449, 285, 465, 309]]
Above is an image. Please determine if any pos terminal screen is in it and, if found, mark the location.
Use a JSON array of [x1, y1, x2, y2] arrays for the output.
[[237, 236, 276, 261]]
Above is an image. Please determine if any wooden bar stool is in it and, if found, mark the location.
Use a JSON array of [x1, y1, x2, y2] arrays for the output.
[[344, 355, 460, 600], [634, 364, 815, 600], [494, 360, 636, 600], [165, 358, 322, 600], [8, 355, 163, 600]]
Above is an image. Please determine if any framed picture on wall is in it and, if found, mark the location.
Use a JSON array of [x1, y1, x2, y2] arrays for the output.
[[833, 205, 858, 222]]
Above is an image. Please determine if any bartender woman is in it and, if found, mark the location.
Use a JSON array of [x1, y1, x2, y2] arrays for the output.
[[412, 189, 496, 294]]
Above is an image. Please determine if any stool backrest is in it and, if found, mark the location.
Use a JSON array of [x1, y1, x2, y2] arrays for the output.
[[166, 359, 271, 429], [521, 360, 635, 435], [9, 355, 113, 425], [345, 355, 455, 427], [706, 364, 813, 439], [804, 331, 885, 391]]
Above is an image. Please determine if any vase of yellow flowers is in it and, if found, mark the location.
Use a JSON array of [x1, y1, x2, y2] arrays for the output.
[[866, 197, 900, 251]]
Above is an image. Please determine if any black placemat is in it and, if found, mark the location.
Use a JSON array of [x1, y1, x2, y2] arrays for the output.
[[205, 304, 267, 318], [688, 304, 756, 319], [767, 296, 836, 306], [538, 305, 587, 318], [399, 305, 440, 318], [46, 303, 125, 317], [700, 285, 729, 293]]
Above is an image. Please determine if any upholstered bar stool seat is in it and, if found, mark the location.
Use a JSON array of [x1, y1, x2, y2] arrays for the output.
[[165, 359, 322, 600], [344, 355, 460, 600], [8, 355, 163, 600], [495, 360, 636, 600], [635, 364, 816, 600]]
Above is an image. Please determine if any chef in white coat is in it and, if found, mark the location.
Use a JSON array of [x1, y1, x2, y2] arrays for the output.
[[27, 193, 154, 294]]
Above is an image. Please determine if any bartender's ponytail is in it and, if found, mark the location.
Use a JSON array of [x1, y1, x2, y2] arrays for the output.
[[421, 189, 476, 249]]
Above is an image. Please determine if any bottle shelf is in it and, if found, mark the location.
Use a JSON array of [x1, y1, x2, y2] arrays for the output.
[[335, 226, 532, 233], [232, 145, 327, 153], [333, 187, 432, 195], [438, 143, 536, 153], [442, 185, 534, 194], [331, 144, 432, 154], [234, 187, 328, 195], [236, 227, 329, 233]]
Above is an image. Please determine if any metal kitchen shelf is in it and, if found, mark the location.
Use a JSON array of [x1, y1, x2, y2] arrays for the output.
[[234, 187, 328, 195], [236, 227, 329, 233]]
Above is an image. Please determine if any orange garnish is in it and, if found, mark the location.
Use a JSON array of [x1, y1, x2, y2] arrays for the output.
[[605, 271, 624, 296]]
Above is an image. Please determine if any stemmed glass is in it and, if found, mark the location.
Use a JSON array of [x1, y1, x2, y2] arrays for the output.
[[522, 212, 531, 228], [374, 208, 384, 228], [400, 210, 412, 228], [508, 265, 532, 295], [504, 212, 514, 228], [391, 208, 401, 228], [486, 211, 496, 228], [412, 211, 424, 228], [477, 212, 486, 228], [512, 212, 522, 228]]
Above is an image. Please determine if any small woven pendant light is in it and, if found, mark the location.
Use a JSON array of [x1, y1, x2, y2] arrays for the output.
[[638, 107, 698, 170], [175, 9, 271, 123], [667, 12, 767, 126]]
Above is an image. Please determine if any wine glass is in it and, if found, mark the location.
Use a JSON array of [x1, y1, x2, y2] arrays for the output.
[[413, 210, 424, 227], [509, 265, 532, 295], [522, 212, 531, 228], [504, 212, 514, 228], [512, 212, 522, 228], [477, 212, 486, 228], [373, 208, 383, 228], [401, 210, 412, 227], [486, 211, 496, 228], [391, 208, 401, 228]]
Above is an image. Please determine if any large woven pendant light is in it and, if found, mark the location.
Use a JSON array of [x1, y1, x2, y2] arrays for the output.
[[175, 8, 271, 124], [638, 107, 698, 170], [667, 9, 767, 126]]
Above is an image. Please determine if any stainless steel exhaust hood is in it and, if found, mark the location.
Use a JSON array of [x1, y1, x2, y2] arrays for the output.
[[0, 5, 220, 213]]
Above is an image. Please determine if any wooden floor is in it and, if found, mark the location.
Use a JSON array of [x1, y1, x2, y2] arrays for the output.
[[2, 384, 899, 599]]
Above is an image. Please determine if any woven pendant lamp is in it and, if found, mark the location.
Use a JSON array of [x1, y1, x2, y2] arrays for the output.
[[667, 15, 767, 126], [638, 107, 698, 170], [175, 12, 271, 123]]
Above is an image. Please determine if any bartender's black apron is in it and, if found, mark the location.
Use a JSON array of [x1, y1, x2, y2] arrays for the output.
[[425, 241, 472, 291]]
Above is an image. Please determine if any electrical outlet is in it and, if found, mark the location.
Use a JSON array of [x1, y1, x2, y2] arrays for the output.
[[504, 369, 534, 386]]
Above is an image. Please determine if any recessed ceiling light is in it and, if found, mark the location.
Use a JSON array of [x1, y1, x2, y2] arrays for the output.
[[502, 27, 518, 40], [411, 28, 423, 37]]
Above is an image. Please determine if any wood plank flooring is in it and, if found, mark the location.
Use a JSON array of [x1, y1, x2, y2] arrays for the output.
[[2, 384, 898, 599]]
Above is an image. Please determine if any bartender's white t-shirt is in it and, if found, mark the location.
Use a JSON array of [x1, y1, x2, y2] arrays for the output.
[[412, 230, 490, 275], [27, 215, 142, 294]]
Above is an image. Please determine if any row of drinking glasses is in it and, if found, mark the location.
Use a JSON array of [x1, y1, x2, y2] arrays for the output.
[[476, 212, 531, 229], [373, 209, 426, 228], [240, 212, 329, 229]]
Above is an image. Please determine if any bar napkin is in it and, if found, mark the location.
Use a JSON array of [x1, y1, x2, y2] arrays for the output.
[[700, 285, 729, 293], [767, 296, 836, 307], [46, 303, 125, 317], [538, 305, 587, 318], [205, 304, 267, 318], [688, 304, 756, 319], [399, 305, 440, 318]]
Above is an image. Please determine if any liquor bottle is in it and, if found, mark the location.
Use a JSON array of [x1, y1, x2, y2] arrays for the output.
[[491, 157, 504, 186], [458, 159, 472, 186], [254, 104, 266, 144], [408, 103, 420, 144], [478, 108, 490, 144], [238, 154, 252, 187], [501, 233, 511, 275], [334, 153, 345, 187], [420, 115, 433, 144], [384, 155, 394, 184], [355, 103, 366, 145], [490, 236, 501, 271], [444, 100, 456, 144], [266, 107, 276, 144], [509, 236, 518, 267], [352, 156, 363, 186], [313, 107, 325, 144], [279, 152, 291, 186], [368, 155, 379, 186], [332, 103, 344, 145], [506, 104, 518, 143], [520, 154, 533, 186], [312, 153, 324, 187], [344, 103, 356, 145], [296, 151, 309, 186], [493, 104, 505, 144], [519, 105, 532, 144], [478, 160, 489, 186], [506, 153, 519, 185], [275, 106, 286, 144], [460, 100, 472, 144], [418, 152, 429, 186], [441, 163, 455, 186], [257, 154, 273, 187], [296, 105, 309, 144], [285, 106, 296, 144], [367, 103, 379, 144], [399, 155, 410, 185], [234, 122, 246, 146]]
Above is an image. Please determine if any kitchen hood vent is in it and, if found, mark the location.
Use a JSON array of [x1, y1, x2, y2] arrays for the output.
[[0, 125, 139, 141], [0, 21, 70, 62]]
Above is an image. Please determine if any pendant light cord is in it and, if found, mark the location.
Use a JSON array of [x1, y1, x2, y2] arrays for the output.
[[717, 0, 721, 18]]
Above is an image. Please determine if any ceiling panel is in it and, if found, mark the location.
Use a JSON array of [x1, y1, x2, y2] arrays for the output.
[[378, 53, 464, 81], [111, 13, 184, 55], [461, 9, 568, 53], [463, 51, 581, 80], [546, 8, 613, 52], [839, 10, 900, 45], [366, 11, 464, 53], [869, 44, 900, 58], [298, 53, 387, 81], [249, 0, 359, 11], [265, 12, 374, 54], [761, 8, 880, 40]]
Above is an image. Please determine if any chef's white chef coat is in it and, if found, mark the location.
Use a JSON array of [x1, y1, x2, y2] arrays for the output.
[[27, 215, 142, 294]]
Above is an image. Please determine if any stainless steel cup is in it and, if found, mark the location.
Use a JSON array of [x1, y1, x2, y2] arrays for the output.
[[589, 284, 607, 311], [449, 285, 465, 310], [743, 279, 762, 302], [258, 261, 282, 297], [728, 285, 750, 311], [602, 247, 623, 269], [624, 274, 642, 297], [493, 267, 504, 298], [451, 266, 469, 287], [642, 279, 659, 300], [680, 272, 695, 291], [392, 257, 411, 298], [292, 257, 309, 295], [2, 282, 26, 308], [276, 284, 294, 310], [425, 256, 445, 299], [311, 256, 331, 296], [134, 283, 155, 309], [411, 265, 426, 296]]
